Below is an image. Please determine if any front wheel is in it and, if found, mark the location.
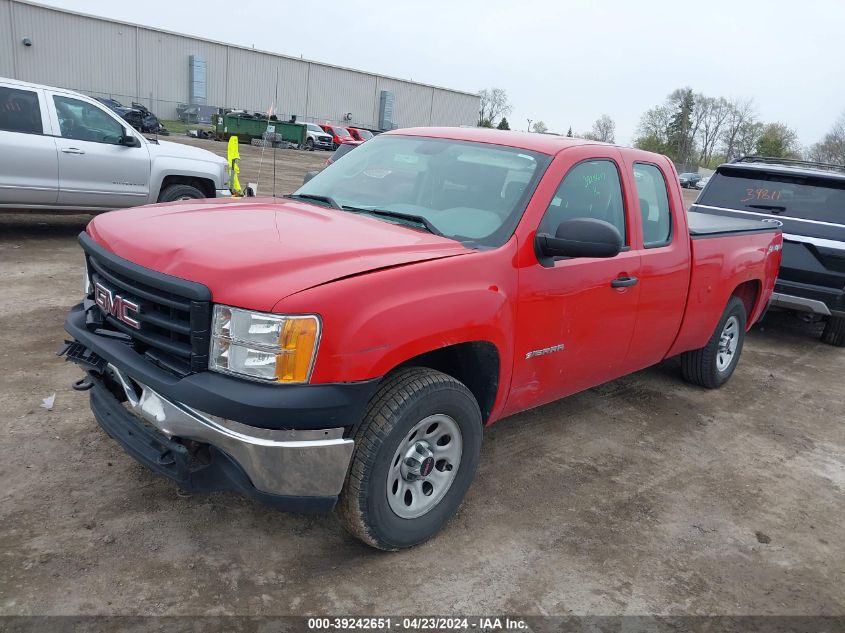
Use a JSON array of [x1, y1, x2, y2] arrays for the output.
[[681, 296, 747, 389], [158, 183, 205, 202], [337, 368, 483, 550]]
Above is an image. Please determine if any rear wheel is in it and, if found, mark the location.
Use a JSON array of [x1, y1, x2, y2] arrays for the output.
[[681, 296, 747, 389], [821, 315, 845, 347], [337, 368, 483, 550], [158, 183, 205, 202]]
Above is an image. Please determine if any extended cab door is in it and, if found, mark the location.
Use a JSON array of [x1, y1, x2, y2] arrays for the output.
[[47, 92, 151, 209], [509, 149, 642, 412], [618, 158, 692, 373], [0, 84, 58, 206]]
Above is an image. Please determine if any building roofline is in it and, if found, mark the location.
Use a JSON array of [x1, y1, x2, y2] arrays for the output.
[[10, 0, 481, 99]]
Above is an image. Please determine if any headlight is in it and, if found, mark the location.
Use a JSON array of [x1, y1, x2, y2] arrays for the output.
[[209, 305, 320, 384]]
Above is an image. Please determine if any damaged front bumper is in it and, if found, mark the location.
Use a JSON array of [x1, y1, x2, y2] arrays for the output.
[[82, 365, 352, 512], [62, 304, 379, 512]]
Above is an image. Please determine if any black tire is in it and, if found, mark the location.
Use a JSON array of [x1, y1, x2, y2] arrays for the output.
[[305, 137, 314, 150], [337, 367, 483, 550], [158, 184, 206, 202], [821, 315, 845, 347], [681, 296, 747, 389]]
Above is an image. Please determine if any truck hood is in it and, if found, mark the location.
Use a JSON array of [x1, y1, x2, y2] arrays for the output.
[[87, 198, 472, 311], [147, 139, 227, 167]]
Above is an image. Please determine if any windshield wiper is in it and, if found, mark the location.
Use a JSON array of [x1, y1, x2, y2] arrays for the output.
[[342, 206, 444, 236], [283, 193, 342, 209], [747, 204, 787, 213]]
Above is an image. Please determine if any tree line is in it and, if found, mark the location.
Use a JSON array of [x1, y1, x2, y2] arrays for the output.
[[477, 86, 845, 168]]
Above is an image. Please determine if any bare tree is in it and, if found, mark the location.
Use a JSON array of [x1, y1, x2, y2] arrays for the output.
[[807, 111, 845, 165], [590, 114, 616, 143], [478, 88, 512, 127], [531, 121, 548, 134], [721, 98, 757, 160], [696, 97, 731, 166]]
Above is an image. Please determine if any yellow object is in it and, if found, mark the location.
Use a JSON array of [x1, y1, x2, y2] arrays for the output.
[[275, 317, 319, 383], [227, 136, 241, 195]]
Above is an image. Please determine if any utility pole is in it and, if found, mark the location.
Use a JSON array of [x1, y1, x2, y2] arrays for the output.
[[527, 119, 533, 133]]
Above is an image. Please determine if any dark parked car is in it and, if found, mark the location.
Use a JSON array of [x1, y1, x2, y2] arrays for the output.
[[678, 172, 702, 188], [325, 140, 362, 166], [93, 97, 166, 134], [692, 156, 845, 346]]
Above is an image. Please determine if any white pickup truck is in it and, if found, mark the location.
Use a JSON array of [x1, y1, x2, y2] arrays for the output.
[[0, 77, 229, 212]]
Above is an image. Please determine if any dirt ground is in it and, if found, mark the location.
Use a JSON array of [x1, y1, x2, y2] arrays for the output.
[[0, 139, 843, 618]]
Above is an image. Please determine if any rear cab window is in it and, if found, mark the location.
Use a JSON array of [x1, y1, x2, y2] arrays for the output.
[[632, 163, 673, 247], [698, 168, 845, 224], [0, 86, 43, 134]]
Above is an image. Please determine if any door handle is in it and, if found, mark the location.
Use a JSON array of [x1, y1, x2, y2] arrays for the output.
[[611, 276, 639, 288], [61, 147, 85, 155]]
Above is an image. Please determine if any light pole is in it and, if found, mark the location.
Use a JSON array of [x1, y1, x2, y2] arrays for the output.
[[527, 119, 533, 133]]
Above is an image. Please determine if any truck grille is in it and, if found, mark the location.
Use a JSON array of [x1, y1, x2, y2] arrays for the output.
[[80, 233, 211, 377]]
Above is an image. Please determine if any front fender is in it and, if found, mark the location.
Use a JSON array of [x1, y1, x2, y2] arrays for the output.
[[275, 241, 519, 407]]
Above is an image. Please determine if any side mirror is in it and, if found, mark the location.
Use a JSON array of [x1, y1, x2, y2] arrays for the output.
[[120, 131, 141, 147], [302, 170, 320, 185], [536, 218, 622, 260]]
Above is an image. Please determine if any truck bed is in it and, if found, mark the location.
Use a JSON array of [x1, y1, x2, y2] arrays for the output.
[[687, 210, 782, 237], [665, 214, 783, 359]]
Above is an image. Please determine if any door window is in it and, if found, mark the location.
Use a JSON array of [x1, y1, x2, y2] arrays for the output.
[[53, 96, 124, 144], [538, 159, 627, 244], [633, 163, 673, 247], [0, 87, 43, 134]]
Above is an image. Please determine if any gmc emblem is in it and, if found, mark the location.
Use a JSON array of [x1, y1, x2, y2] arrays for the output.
[[93, 281, 140, 329]]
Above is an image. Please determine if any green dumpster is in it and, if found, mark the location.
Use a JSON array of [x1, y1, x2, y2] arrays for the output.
[[213, 112, 307, 146]]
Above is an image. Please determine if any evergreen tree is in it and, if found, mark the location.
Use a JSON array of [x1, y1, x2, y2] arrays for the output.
[[496, 117, 511, 130], [667, 88, 695, 165], [566, 126, 573, 137]]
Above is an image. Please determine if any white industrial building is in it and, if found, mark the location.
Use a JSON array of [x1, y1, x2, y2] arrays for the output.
[[0, 0, 480, 131]]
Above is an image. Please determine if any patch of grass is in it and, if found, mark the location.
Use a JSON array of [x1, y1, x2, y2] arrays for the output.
[[160, 119, 213, 135]]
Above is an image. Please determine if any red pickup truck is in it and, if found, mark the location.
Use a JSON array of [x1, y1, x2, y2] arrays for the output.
[[62, 128, 782, 550]]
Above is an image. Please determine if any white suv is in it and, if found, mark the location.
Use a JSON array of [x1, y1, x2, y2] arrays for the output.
[[0, 77, 229, 212]]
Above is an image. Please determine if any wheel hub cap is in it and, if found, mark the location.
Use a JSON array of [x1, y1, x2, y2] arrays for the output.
[[717, 315, 739, 372], [401, 442, 435, 481], [386, 414, 463, 519]]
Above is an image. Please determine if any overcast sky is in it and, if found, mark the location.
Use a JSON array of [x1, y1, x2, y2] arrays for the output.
[[42, 0, 845, 146]]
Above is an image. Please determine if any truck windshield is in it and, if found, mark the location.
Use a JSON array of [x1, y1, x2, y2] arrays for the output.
[[698, 168, 845, 224], [294, 135, 550, 246]]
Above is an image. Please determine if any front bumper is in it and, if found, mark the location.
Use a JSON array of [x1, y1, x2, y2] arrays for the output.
[[63, 302, 380, 511], [86, 364, 353, 509]]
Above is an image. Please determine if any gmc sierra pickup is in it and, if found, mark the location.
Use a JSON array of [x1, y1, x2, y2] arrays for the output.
[[61, 128, 782, 549]]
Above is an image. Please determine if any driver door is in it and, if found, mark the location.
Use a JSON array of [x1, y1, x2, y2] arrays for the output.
[[48, 93, 150, 209], [509, 151, 642, 412]]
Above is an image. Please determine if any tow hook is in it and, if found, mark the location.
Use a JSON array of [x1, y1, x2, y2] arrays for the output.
[[72, 376, 94, 392]]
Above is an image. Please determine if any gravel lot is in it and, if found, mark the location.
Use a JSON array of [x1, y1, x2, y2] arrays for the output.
[[1, 138, 843, 617]]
